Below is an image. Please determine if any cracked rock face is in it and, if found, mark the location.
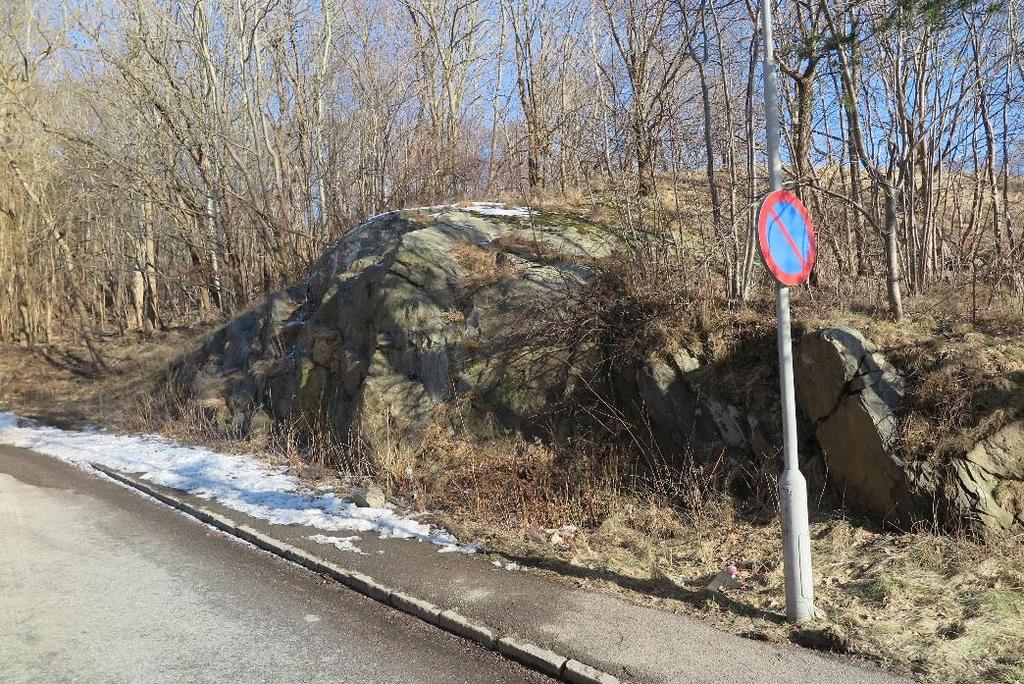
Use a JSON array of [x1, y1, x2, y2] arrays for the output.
[[174, 206, 621, 455], [623, 345, 740, 462], [795, 327, 921, 523], [175, 205, 754, 472], [796, 326, 1024, 535], [950, 421, 1024, 532]]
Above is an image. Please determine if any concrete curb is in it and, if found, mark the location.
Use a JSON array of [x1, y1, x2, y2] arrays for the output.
[[91, 463, 621, 684], [498, 636, 567, 678]]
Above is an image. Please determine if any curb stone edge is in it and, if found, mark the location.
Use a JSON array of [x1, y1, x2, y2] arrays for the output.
[[90, 462, 622, 684]]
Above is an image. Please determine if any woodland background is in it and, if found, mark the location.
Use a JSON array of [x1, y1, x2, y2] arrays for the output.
[[2, 0, 1023, 363]]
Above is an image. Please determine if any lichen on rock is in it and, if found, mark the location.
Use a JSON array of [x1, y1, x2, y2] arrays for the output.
[[174, 205, 621, 464], [797, 325, 1024, 535]]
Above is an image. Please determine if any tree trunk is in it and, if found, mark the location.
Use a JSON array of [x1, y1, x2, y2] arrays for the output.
[[884, 187, 905, 322], [635, 121, 656, 196]]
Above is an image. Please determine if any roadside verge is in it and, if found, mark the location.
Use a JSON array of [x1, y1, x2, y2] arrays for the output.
[[92, 462, 618, 684], [90, 462, 912, 684]]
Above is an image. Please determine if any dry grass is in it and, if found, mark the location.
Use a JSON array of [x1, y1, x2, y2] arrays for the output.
[[0, 326, 214, 429], [405, 425, 625, 530], [456, 493, 1024, 684], [128, 379, 244, 447], [451, 241, 504, 292]]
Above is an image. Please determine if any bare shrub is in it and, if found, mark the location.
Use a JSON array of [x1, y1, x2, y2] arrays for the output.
[[409, 423, 626, 530]]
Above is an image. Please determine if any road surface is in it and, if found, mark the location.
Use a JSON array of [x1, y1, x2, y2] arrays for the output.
[[0, 445, 548, 684]]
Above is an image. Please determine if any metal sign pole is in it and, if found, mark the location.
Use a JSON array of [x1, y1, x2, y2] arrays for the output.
[[760, 0, 815, 623]]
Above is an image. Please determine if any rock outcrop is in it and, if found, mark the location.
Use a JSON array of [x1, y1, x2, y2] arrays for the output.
[[797, 326, 1024, 535], [176, 203, 1023, 535], [175, 204, 751, 467], [612, 344, 743, 460], [950, 421, 1024, 532], [178, 205, 618, 453], [795, 327, 930, 524]]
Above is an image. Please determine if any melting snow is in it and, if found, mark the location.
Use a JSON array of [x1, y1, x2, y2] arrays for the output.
[[464, 202, 537, 218], [356, 202, 535, 230], [361, 204, 455, 225], [309, 534, 366, 555], [490, 559, 522, 571], [0, 413, 476, 554]]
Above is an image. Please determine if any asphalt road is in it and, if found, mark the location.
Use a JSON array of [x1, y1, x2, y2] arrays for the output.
[[0, 445, 548, 684]]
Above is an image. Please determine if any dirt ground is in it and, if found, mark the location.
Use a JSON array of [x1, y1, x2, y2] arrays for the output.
[[0, 327, 212, 429]]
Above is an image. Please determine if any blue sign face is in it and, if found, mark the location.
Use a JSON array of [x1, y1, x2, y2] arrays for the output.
[[758, 191, 816, 286]]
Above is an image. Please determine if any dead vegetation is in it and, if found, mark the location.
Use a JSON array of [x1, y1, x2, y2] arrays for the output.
[[1, 191, 1022, 683], [1, 291, 1023, 684], [461, 501, 1024, 684], [0, 327, 214, 429], [451, 241, 502, 291]]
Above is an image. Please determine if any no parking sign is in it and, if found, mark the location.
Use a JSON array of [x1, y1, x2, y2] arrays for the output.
[[757, 190, 815, 286]]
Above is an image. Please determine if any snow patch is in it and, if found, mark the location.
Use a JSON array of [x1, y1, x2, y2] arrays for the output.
[[356, 202, 535, 227], [437, 543, 469, 553], [490, 559, 522, 571], [362, 204, 455, 225], [464, 202, 537, 218], [0, 413, 475, 553], [309, 534, 366, 555]]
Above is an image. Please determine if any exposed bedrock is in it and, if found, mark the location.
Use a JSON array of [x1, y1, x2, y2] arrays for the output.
[[796, 326, 1024, 534], [173, 206, 1022, 534]]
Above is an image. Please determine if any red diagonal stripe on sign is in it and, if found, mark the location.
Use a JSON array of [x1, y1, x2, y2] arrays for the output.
[[767, 204, 809, 272]]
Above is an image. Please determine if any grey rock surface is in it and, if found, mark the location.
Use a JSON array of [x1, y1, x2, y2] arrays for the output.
[[351, 485, 387, 508], [795, 326, 1024, 535], [795, 327, 922, 523], [950, 420, 1024, 532], [176, 206, 620, 460], [175, 206, 754, 471]]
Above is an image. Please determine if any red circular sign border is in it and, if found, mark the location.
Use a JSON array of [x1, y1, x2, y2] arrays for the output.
[[757, 190, 816, 287]]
